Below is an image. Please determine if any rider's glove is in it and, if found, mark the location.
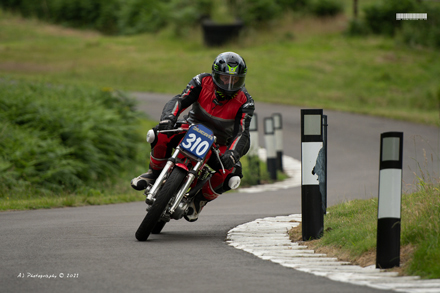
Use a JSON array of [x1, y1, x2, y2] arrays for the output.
[[158, 118, 175, 131], [221, 150, 239, 170]]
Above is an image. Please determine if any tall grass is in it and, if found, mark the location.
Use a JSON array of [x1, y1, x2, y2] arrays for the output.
[[0, 80, 144, 196], [403, 182, 440, 279]]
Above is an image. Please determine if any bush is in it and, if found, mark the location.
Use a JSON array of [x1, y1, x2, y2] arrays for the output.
[[0, 0, 214, 35], [345, 18, 370, 36], [361, 0, 440, 49], [0, 80, 142, 192], [0, 121, 83, 191], [165, 0, 213, 36], [116, 0, 166, 35], [235, 0, 282, 27], [1, 0, 314, 34], [276, 0, 311, 11], [363, 0, 417, 36], [0, 0, 120, 34], [399, 3, 440, 49], [310, 0, 343, 17]]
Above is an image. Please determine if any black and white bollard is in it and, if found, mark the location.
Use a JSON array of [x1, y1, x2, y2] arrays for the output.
[[249, 113, 259, 156], [301, 109, 324, 240], [248, 113, 260, 184], [264, 117, 277, 180], [322, 115, 328, 214], [376, 132, 404, 269], [273, 113, 284, 172]]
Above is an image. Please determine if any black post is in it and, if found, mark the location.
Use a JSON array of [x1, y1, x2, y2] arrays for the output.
[[301, 109, 324, 240], [248, 113, 260, 184], [264, 117, 277, 181], [376, 132, 403, 269], [322, 115, 328, 215], [273, 113, 283, 172]]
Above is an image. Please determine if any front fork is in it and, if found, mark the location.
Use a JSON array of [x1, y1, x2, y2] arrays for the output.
[[145, 148, 181, 205], [168, 160, 203, 217], [144, 148, 204, 219]]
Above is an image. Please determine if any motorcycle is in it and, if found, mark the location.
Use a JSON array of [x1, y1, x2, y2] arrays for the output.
[[135, 122, 241, 241]]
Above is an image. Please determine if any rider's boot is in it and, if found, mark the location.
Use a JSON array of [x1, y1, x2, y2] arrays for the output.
[[184, 191, 212, 222], [130, 169, 161, 191]]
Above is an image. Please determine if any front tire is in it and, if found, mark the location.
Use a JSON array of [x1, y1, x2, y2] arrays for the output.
[[135, 168, 187, 241], [151, 221, 167, 234]]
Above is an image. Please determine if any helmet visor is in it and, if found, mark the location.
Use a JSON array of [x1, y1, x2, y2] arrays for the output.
[[213, 72, 245, 92]]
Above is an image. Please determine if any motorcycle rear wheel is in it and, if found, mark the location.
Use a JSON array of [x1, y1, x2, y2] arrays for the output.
[[135, 167, 187, 241]]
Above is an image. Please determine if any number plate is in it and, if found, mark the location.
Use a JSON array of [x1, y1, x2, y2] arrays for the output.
[[180, 124, 215, 160]]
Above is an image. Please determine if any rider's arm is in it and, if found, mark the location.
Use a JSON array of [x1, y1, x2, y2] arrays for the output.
[[227, 88, 255, 158], [160, 73, 210, 122]]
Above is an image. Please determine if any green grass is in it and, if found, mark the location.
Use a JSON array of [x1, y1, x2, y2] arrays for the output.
[[1, 185, 143, 211], [1, 9, 439, 125], [0, 79, 159, 211], [0, 117, 155, 211], [295, 179, 440, 279]]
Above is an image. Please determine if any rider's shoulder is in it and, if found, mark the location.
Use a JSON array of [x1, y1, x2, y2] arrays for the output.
[[240, 87, 254, 102], [240, 87, 255, 110], [191, 73, 211, 86]]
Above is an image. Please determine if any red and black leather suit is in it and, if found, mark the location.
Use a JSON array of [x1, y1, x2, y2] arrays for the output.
[[149, 73, 255, 200]]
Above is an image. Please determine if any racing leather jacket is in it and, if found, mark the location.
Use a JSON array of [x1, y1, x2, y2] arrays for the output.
[[160, 73, 255, 158]]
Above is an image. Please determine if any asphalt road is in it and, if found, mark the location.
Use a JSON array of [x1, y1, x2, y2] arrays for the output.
[[1, 92, 438, 293]]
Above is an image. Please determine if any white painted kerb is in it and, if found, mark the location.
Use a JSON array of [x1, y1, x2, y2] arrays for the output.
[[226, 215, 440, 293]]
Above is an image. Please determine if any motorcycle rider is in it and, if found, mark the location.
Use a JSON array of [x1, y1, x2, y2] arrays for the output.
[[131, 51, 255, 222]]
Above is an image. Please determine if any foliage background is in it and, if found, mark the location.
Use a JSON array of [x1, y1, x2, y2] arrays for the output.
[[0, 81, 144, 195]]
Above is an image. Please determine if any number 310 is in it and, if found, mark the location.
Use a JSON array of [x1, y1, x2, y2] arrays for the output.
[[182, 133, 210, 156]]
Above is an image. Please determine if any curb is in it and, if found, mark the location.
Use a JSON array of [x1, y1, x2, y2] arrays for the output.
[[226, 214, 440, 293]]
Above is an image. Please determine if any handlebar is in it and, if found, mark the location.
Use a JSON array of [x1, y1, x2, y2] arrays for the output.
[[156, 124, 225, 174], [157, 127, 189, 134]]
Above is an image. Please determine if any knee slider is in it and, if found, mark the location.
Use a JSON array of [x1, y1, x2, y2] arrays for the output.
[[146, 129, 156, 143], [228, 176, 241, 190], [223, 161, 243, 191]]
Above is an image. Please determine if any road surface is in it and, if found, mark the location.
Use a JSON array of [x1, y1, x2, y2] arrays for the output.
[[1, 92, 438, 293]]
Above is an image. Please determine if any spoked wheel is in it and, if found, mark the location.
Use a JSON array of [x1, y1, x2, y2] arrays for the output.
[[135, 168, 186, 241]]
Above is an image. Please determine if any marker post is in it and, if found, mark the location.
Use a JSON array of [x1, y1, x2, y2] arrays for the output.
[[264, 117, 277, 181], [322, 115, 328, 214], [301, 109, 324, 240], [376, 132, 404, 269], [248, 113, 260, 184], [273, 113, 284, 172]]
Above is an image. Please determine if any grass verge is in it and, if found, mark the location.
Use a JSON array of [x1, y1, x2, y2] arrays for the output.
[[289, 179, 440, 279], [0, 153, 285, 211]]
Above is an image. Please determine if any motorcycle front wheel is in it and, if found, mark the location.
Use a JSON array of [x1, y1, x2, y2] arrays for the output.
[[135, 167, 187, 241], [151, 221, 167, 234]]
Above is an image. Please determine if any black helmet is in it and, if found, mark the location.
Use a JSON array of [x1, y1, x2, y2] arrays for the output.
[[212, 52, 247, 99]]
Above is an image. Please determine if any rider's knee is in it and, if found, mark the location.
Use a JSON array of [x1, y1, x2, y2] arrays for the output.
[[221, 161, 243, 192]]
